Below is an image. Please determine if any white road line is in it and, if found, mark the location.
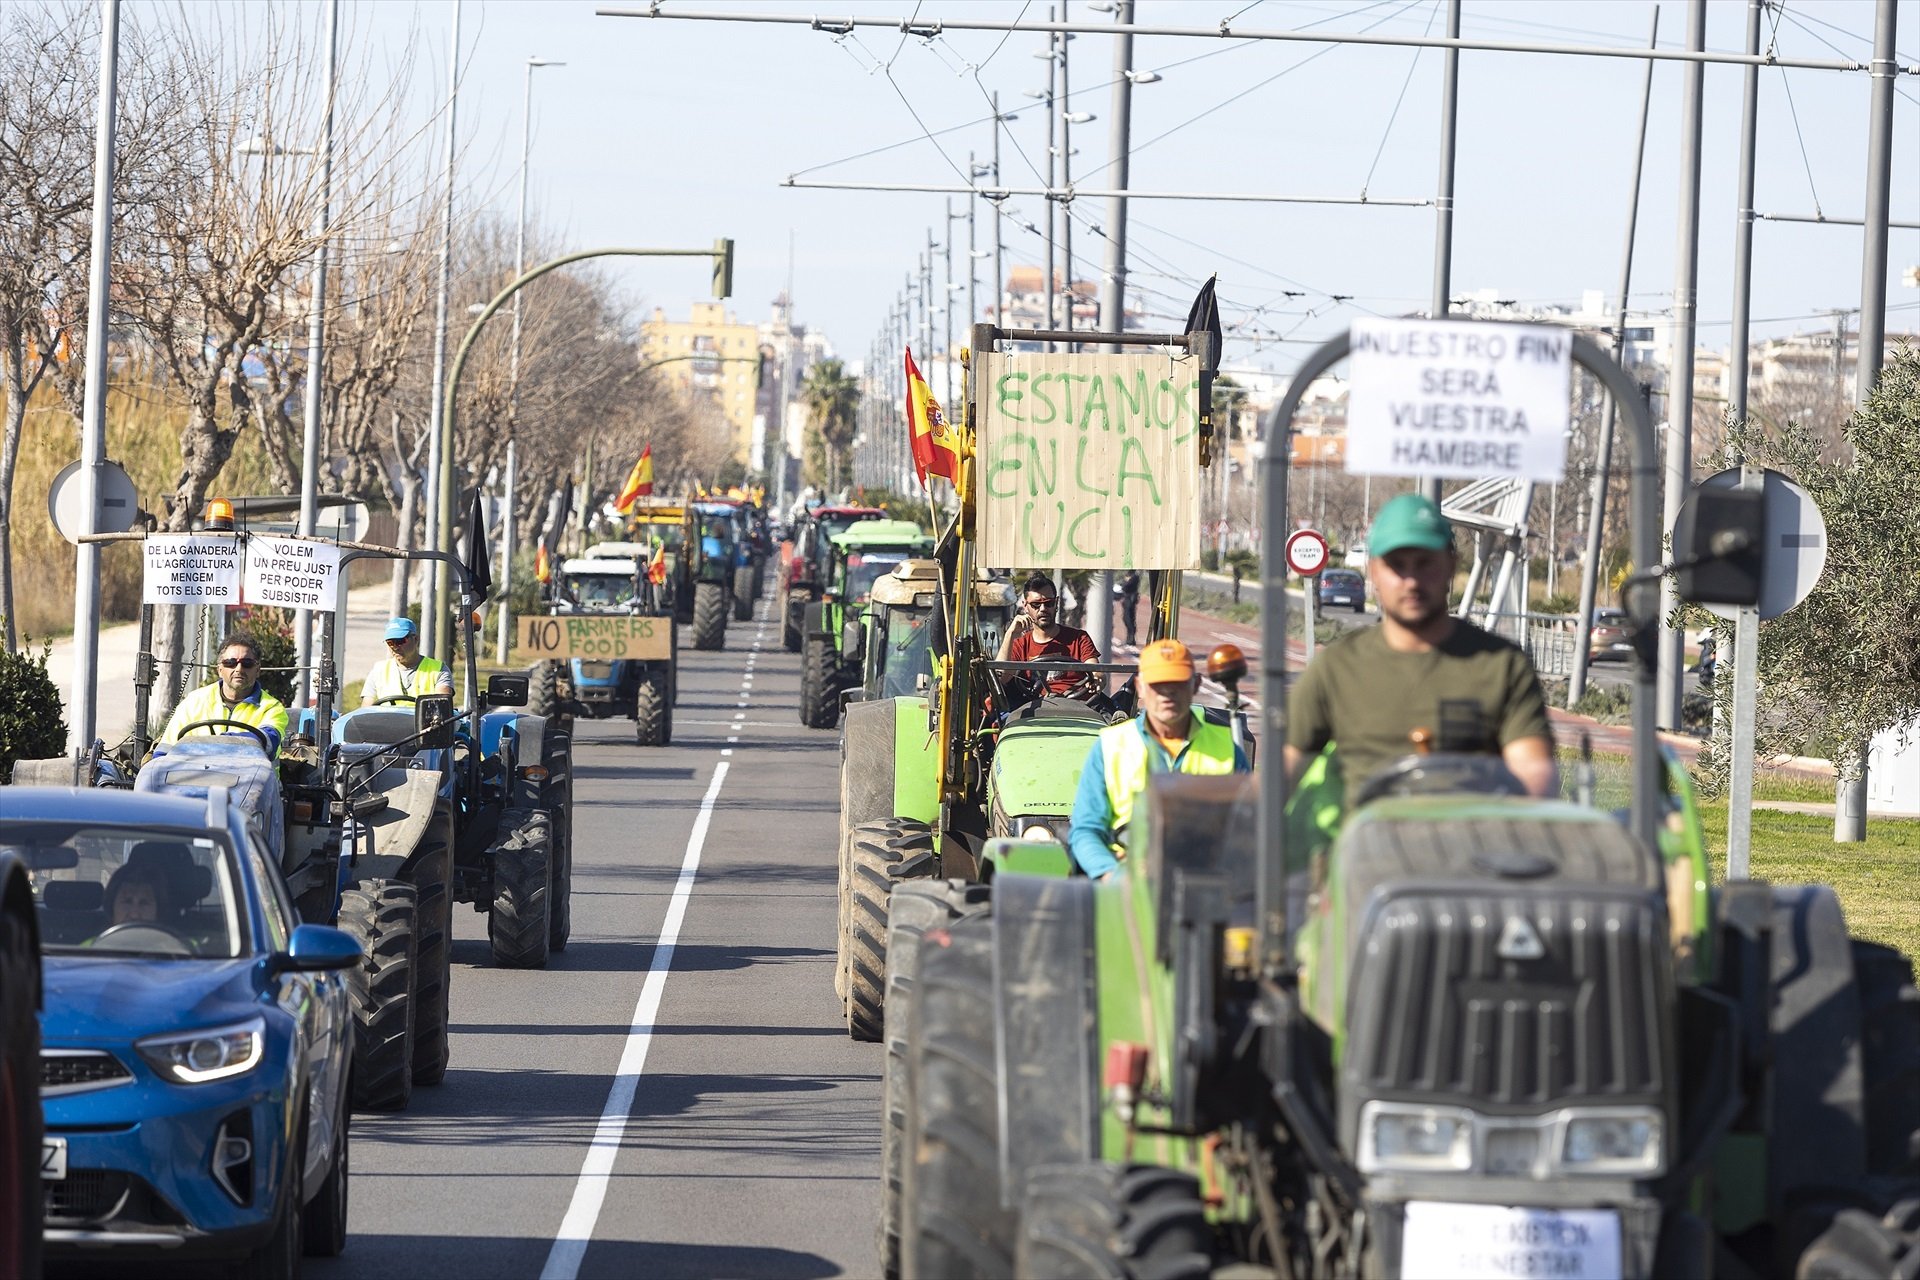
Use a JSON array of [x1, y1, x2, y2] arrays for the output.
[[540, 759, 732, 1280]]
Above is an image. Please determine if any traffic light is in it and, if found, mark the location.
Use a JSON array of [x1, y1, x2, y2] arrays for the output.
[[712, 237, 735, 300]]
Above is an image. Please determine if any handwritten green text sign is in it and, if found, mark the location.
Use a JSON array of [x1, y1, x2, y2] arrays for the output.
[[976, 352, 1201, 570], [519, 615, 672, 661]]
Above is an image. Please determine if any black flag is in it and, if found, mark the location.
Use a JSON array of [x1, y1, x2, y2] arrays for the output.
[[461, 490, 494, 603], [1185, 276, 1224, 460]]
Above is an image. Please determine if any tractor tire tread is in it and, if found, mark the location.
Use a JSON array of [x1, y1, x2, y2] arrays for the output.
[[1015, 1163, 1215, 1280], [489, 808, 553, 969], [844, 820, 938, 1043], [635, 669, 672, 747], [405, 816, 454, 1085], [692, 582, 728, 651], [338, 880, 416, 1111]]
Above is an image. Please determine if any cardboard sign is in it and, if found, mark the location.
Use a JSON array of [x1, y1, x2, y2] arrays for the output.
[[519, 615, 672, 661], [142, 534, 242, 604], [1346, 318, 1572, 482], [243, 535, 341, 610], [974, 351, 1201, 570]]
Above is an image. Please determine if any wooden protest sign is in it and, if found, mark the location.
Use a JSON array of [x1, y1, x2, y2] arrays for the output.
[[974, 351, 1201, 570], [518, 614, 672, 661]]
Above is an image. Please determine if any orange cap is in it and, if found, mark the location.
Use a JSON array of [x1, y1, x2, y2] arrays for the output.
[[1137, 639, 1195, 684]]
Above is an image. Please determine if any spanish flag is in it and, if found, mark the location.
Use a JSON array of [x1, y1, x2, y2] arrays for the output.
[[535, 542, 552, 585], [615, 444, 655, 512], [906, 347, 961, 485], [647, 541, 668, 585]]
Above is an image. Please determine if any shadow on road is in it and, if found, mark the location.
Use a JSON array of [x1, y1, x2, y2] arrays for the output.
[[298, 1234, 844, 1280], [571, 763, 699, 781]]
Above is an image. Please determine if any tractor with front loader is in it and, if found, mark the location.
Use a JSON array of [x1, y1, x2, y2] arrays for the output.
[[798, 519, 935, 730], [887, 325, 1920, 1280]]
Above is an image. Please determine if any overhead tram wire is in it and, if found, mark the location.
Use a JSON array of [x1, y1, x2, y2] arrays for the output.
[[1768, 3, 1828, 218], [1358, 0, 1440, 198], [1772, 5, 1920, 107]]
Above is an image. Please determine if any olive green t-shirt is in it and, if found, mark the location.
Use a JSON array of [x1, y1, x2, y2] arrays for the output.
[[1286, 621, 1553, 806]]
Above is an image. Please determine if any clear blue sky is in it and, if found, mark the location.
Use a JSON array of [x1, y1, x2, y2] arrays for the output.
[[362, 0, 1918, 375]]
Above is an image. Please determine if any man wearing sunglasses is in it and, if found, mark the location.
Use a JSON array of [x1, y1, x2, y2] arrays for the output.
[[995, 573, 1101, 699], [361, 616, 453, 706], [157, 632, 289, 756]]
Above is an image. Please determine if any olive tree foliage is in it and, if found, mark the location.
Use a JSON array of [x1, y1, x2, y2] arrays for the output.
[[0, 3, 188, 653], [1693, 345, 1920, 791]]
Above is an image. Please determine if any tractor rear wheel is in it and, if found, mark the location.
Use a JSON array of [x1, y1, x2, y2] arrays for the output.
[[635, 668, 672, 746], [489, 808, 554, 969], [878, 879, 991, 1278], [407, 807, 455, 1085], [1014, 1163, 1215, 1280], [1854, 941, 1920, 1174], [1799, 1200, 1920, 1279], [843, 819, 938, 1042], [902, 915, 1014, 1280], [529, 661, 559, 718], [733, 565, 755, 620], [692, 581, 728, 650], [543, 734, 574, 954], [338, 880, 416, 1111], [801, 635, 841, 729]]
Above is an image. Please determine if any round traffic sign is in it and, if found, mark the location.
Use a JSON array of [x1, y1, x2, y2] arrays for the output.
[[1285, 528, 1330, 577], [48, 459, 139, 544], [1681, 467, 1826, 621]]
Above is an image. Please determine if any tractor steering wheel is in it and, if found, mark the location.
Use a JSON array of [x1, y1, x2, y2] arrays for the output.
[[371, 695, 419, 707], [173, 719, 273, 754], [1353, 753, 1527, 808]]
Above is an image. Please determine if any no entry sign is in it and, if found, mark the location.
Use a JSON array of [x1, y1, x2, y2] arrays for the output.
[[1285, 528, 1329, 577]]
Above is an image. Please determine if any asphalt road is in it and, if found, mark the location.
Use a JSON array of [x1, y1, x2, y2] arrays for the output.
[[306, 596, 876, 1280]]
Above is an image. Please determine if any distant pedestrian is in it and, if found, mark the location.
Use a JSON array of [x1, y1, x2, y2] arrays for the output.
[[1117, 570, 1141, 645]]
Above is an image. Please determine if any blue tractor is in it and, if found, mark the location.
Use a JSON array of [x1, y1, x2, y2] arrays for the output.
[[537, 541, 678, 746]]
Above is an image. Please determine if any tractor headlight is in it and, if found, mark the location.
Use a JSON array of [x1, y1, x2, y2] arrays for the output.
[[136, 1017, 264, 1085], [1360, 1104, 1473, 1173], [1358, 1102, 1665, 1178], [1561, 1110, 1663, 1174]]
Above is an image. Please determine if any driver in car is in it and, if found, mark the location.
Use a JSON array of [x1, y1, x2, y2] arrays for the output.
[[157, 633, 290, 757], [1284, 494, 1557, 807], [103, 861, 171, 928]]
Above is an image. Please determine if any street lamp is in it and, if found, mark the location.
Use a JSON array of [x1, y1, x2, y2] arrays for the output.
[[497, 54, 567, 662]]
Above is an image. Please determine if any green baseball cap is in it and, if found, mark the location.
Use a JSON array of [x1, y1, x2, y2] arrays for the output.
[[1368, 493, 1453, 557]]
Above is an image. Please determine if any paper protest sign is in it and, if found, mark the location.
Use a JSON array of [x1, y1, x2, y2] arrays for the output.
[[519, 615, 672, 661], [243, 535, 342, 610], [1346, 318, 1572, 482], [975, 351, 1200, 570], [142, 534, 242, 604]]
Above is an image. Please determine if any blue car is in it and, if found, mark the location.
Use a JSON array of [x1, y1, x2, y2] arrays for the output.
[[2, 786, 360, 1274]]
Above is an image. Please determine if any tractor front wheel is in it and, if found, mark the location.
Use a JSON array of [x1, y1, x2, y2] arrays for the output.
[[733, 565, 755, 620], [692, 581, 728, 650], [1014, 1163, 1215, 1280], [800, 635, 842, 729], [901, 915, 1015, 1280], [843, 819, 938, 1042], [338, 880, 416, 1111], [783, 597, 804, 652], [489, 808, 554, 969], [635, 668, 672, 747]]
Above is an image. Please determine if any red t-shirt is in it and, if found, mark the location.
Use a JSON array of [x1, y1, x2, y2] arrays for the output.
[[1008, 626, 1100, 695]]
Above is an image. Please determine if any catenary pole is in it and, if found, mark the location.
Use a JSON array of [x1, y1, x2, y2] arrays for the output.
[[1044, 11, 1057, 349], [991, 92, 1005, 329], [1088, 0, 1135, 667], [70, 0, 121, 753], [1657, 0, 1706, 732], [1421, 0, 1459, 506], [1061, 22, 1074, 350], [1568, 9, 1658, 710], [943, 197, 955, 411], [292, 0, 337, 708], [1837, 0, 1899, 843], [425, 0, 462, 659], [967, 152, 978, 347]]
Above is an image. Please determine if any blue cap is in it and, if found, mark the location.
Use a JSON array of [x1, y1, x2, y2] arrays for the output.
[[384, 617, 418, 641]]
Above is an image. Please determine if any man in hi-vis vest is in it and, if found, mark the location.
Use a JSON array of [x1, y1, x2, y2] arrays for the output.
[[360, 617, 453, 706], [158, 633, 289, 757], [1067, 639, 1250, 879]]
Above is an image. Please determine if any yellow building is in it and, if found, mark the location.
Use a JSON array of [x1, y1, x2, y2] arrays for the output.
[[640, 301, 761, 462]]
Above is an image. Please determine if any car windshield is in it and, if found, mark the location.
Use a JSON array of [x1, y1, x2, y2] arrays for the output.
[[881, 606, 935, 698], [568, 572, 636, 607], [846, 552, 910, 600], [3, 821, 246, 959]]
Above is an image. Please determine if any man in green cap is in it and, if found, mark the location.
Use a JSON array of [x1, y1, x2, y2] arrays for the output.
[[1283, 493, 1556, 805]]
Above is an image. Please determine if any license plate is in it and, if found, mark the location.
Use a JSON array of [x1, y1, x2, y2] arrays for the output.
[[1401, 1201, 1621, 1280], [41, 1137, 66, 1182]]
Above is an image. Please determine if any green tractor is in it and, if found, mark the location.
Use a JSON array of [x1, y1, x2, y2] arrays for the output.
[[798, 519, 934, 730], [888, 326, 1920, 1280]]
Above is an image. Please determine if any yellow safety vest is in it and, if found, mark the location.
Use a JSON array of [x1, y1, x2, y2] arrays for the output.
[[1100, 711, 1241, 836], [361, 656, 448, 705], [160, 683, 290, 755]]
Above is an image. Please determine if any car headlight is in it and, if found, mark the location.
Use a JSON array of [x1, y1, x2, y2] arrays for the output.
[[136, 1017, 265, 1084], [1562, 1111, 1663, 1174], [1360, 1103, 1474, 1173], [1358, 1102, 1664, 1178]]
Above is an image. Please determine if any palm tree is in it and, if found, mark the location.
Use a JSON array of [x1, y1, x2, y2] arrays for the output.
[[802, 358, 861, 490]]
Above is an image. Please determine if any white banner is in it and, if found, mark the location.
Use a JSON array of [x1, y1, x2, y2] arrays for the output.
[[1345, 318, 1572, 482], [974, 351, 1201, 570], [243, 535, 341, 610], [142, 534, 242, 604]]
